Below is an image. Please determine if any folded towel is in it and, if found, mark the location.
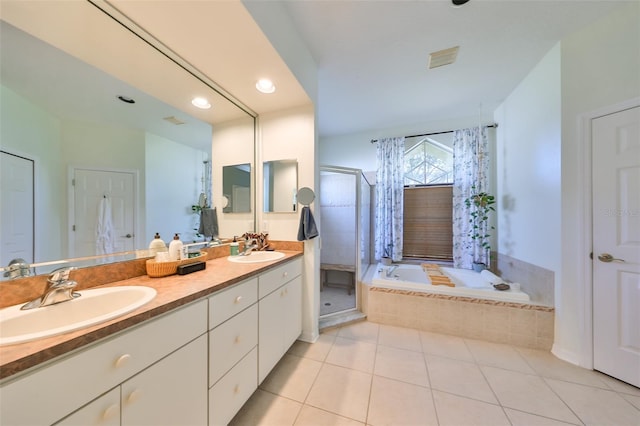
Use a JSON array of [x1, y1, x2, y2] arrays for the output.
[[480, 269, 504, 285], [198, 208, 219, 238], [297, 206, 319, 241]]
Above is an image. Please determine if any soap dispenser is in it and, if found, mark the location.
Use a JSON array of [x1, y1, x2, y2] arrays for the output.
[[168, 233, 184, 261], [230, 236, 239, 256], [148, 232, 167, 255]]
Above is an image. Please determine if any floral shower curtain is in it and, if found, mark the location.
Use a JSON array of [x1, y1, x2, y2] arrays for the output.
[[375, 137, 405, 262], [452, 126, 489, 269]]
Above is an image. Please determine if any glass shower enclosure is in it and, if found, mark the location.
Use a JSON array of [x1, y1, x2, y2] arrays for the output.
[[319, 166, 371, 318]]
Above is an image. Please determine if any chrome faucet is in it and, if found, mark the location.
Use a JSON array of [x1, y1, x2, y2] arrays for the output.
[[385, 265, 399, 278], [21, 267, 80, 310], [240, 239, 258, 256]]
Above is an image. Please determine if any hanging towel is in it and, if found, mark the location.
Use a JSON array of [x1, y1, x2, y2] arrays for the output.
[[96, 197, 115, 255], [198, 207, 219, 238], [297, 206, 319, 241]]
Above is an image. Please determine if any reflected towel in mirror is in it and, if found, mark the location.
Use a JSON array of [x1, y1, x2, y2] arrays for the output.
[[96, 197, 115, 255], [198, 207, 219, 238], [297, 206, 319, 241]]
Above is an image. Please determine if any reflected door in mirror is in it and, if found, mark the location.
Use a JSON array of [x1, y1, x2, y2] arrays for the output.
[[0, 151, 34, 267], [72, 168, 136, 257]]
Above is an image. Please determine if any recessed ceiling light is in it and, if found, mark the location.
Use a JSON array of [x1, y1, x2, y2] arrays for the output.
[[117, 95, 135, 104], [256, 79, 276, 94], [191, 97, 211, 109]]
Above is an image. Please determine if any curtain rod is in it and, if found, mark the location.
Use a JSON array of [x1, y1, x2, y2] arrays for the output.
[[370, 123, 498, 144]]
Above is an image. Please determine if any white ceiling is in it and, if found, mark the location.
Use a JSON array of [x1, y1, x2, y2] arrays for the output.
[[276, 0, 626, 137]]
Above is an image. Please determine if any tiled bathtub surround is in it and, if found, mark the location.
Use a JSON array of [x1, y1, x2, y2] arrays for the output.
[[496, 252, 555, 307], [366, 287, 554, 350]]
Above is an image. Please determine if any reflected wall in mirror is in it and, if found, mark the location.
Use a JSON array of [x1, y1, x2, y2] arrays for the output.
[[222, 164, 251, 213], [264, 160, 298, 213], [0, 2, 255, 279]]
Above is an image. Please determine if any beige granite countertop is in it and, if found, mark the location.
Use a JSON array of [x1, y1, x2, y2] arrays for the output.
[[0, 250, 303, 381]]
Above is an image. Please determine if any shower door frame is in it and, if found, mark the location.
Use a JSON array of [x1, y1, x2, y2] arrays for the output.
[[319, 165, 365, 318]]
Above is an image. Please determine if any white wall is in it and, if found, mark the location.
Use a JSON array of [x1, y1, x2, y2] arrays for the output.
[[0, 85, 63, 263], [145, 133, 206, 245], [558, 2, 640, 365], [257, 104, 319, 342], [493, 44, 562, 279]]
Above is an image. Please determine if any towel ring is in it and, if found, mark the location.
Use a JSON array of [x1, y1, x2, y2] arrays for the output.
[[297, 187, 315, 206]]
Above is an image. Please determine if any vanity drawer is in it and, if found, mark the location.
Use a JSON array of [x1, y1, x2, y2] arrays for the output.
[[209, 347, 257, 426], [258, 258, 302, 299], [209, 303, 257, 386], [209, 277, 258, 329], [0, 299, 207, 426]]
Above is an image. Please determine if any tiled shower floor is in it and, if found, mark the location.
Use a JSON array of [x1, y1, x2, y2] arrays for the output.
[[230, 321, 640, 425]]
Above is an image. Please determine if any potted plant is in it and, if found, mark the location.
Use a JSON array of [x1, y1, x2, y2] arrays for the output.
[[464, 187, 495, 272]]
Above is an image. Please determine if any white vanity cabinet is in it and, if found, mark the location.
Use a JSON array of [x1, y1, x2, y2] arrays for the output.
[[258, 259, 302, 383], [0, 299, 208, 426], [56, 334, 208, 426], [0, 255, 304, 426], [207, 277, 258, 426]]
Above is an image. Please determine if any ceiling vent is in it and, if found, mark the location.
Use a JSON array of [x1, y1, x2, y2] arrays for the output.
[[163, 116, 185, 125], [428, 46, 459, 69]]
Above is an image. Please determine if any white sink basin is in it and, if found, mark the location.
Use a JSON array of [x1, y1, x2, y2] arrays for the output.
[[0, 286, 156, 346], [227, 251, 286, 263]]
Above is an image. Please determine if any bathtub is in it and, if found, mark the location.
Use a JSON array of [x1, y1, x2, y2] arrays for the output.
[[371, 263, 530, 303]]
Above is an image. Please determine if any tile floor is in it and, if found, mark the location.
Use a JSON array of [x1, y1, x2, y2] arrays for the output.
[[230, 321, 640, 426]]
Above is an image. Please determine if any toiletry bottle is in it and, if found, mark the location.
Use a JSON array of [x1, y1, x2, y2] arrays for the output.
[[230, 236, 239, 256], [148, 232, 167, 255], [168, 233, 184, 261]]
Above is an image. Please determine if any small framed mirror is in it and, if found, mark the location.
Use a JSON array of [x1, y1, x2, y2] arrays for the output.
[[222, 164, 251, 213], [263, 159, 298, 212]]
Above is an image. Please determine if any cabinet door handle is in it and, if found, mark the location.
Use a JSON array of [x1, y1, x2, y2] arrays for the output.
[[234, 295, 243, 304], [283, 271, 288, 278], [127, 389, 142, 404], [102, 404, 119, 421], [234, 335, 241, 344], [233, 384, 240, 394], [115, 353, 131, 368]]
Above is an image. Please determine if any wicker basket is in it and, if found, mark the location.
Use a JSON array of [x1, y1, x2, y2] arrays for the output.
[[146, 251, 207, 278]]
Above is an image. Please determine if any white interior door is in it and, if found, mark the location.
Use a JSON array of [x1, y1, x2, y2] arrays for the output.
[[0, 151, 34, 266], [72, 168, 136, 257], [592, 105, 640, 387]]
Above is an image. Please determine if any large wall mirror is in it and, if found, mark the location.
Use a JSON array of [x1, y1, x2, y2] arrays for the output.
[[263, 160, 298, 213], [0, 2, 255, 279]]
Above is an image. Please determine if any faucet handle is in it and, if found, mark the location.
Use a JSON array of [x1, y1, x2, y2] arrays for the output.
[[48, 266, 77, 283]]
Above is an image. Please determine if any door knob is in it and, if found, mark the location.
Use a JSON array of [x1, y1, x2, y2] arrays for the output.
[[598, 253, 625, 263], [122, 233, 133, 238]]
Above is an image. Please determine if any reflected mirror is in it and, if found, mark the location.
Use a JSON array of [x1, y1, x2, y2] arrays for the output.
[[0, 2, 255, 279], [263, 160, 298, 213], [222, 164, 251, 213]]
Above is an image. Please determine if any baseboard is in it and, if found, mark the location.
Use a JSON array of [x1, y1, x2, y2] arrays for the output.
[[551, 343, 583, 367]]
